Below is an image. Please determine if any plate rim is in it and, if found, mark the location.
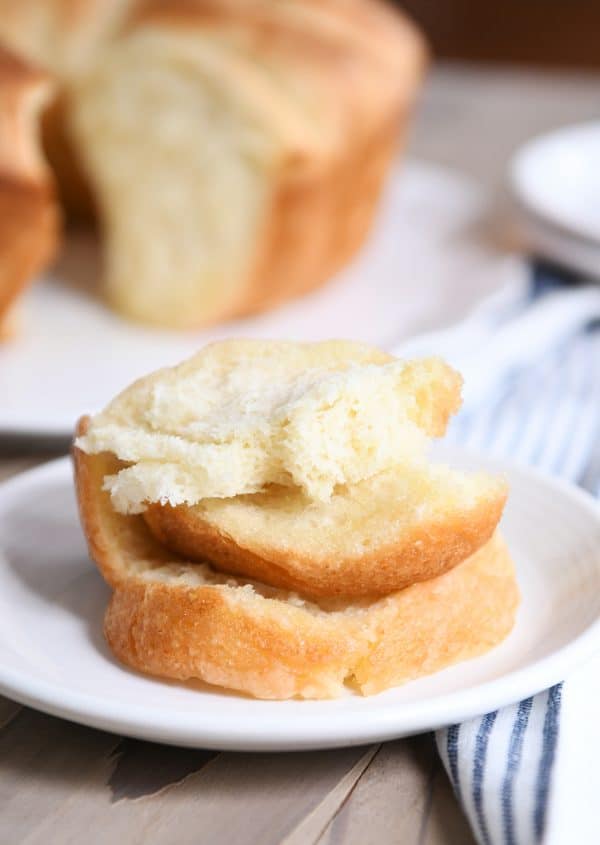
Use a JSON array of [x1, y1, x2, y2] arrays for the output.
[[510, 119, 600, 244], [0, 453, 599, 751]]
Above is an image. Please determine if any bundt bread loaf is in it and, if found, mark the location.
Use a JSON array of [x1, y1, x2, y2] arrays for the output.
[[0, 0, 426, 328]]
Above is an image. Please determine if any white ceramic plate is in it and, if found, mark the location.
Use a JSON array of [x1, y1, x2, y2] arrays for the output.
[[511, 206, 600, 281], [511, 121, 600, 244], [1, 450, 599, 751], [0, 160, 525, 436]]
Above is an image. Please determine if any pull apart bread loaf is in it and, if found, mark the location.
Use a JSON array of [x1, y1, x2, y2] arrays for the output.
[[0, 0, 427, 328], [0, 47, 59, 336], [74, 340, 519, 698]]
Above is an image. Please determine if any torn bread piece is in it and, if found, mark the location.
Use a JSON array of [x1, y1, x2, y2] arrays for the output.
[[74, 439, 519, 700], [75, 339, 463, 510]]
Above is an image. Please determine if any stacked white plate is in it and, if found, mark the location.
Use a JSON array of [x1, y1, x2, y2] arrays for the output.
[[510, 121, 600, 278]]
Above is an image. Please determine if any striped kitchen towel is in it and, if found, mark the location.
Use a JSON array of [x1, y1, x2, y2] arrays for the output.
[[431, 263, 600, 845]]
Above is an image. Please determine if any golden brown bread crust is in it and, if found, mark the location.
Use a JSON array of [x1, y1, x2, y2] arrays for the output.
[[351, 531, 520, 696], [41, 95, 95, 220], [241, 113, 403, 315], [74, 417, 170, 587], [73, 418, 519, 699], [143, 483, 507, 600], [0, 47, 59, 330], [104, 533, 519, 699], [250, 1, 424, 308]]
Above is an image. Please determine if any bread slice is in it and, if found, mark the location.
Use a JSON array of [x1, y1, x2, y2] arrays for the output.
[[144, 462, 507, 600], [0, 47, 59, 334], [74, 440, 519, 700], [64, 0, 425, 328]]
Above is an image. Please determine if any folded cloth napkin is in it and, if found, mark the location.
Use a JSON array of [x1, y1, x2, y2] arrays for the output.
[[402, 263, 600, 845]]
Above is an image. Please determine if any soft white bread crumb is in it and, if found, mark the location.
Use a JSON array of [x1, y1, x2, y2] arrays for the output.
[[76, 339, 462, 512]]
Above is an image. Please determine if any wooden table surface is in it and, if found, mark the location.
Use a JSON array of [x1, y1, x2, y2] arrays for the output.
[[2, 62, 600, 845]]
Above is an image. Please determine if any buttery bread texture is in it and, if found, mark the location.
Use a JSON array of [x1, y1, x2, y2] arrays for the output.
[[0, 47, 59, 336], [0, 0, 426, 328], [76, 339, 507, 599], [76, 339, 462, 510], [74, 437, 519, 699], [144, 462, 506, 599]]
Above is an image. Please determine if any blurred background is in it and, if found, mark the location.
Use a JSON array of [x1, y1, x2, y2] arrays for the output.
[[395, 0, 600, 67], [397, 0, 600, 194], [382, 0, 600, 313]]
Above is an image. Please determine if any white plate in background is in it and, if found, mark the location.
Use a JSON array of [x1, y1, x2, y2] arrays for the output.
[[0, 449, 598, 751], [512, 206, 600, 281], [511, 121, 600, 269], [0, 160, 526, 436]]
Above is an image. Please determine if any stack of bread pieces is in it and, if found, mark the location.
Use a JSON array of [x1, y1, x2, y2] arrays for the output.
[[74, 339, 519, 700], [0, 0, 426, 331]]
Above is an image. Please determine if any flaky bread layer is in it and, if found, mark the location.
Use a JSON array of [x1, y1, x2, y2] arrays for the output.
[[76, 341, 463, 511]]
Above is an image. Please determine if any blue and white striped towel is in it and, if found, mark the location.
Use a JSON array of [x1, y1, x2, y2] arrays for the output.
[[405, 263, 600, 845]]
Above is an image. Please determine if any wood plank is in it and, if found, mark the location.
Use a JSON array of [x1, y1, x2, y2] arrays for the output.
[[0, 708, 121, 843], [281, 745, 380, 845], [0, 704, 472, 845], [0, 696, 21, 729], [108, 738, 219, 802], [314, 736, 476, 845], [316, 735, 436, 845], [14, 738, 375, 845], [421, 764, 476, 845]]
